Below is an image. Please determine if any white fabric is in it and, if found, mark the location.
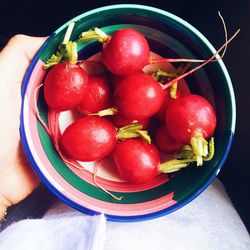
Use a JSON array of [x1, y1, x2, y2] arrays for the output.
[[0, 179, 249, 250], [0, 211, 106, 250], [105, 179, 250, 250]]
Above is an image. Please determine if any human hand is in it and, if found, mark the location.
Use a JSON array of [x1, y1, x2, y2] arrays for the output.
[[0, 35, 47, 219]]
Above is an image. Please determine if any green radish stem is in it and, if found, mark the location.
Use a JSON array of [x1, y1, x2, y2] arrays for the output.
[[170, 63, 191, 98], [159, 137, 215, 173], [44, 22, 78, 69], [160, 159, 192, 173], [152, 68, 178, 82], [94, 107, 118, 117], [78, 27, 109, 43], [152, 63, 191, 97], [62, 22, 76, 45], [169, 82, 178, 99], [65, 41, 78, 64], [191, 135, 209, 166], [117, 123, 151, 144], [203, 137, 215, 161]]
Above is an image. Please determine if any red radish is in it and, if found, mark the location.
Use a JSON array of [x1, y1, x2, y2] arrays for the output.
[[154, 126, 182, 154], [80, 28, 150, 75], [112, 113, 149, 129], [60, 116, 151, 162], [165, 94, 216, 143], [47, 110, 85, 172], [42, 23, 89, 112], [165, 94, 216, 165], [102, 28, 150, 75], [113, 138, 215, 184], [78, 75, 112, 115], [113, 139, 160, 184], [44, 62, 88, 111], [114, 72, 164, 120], [60, 116, 117, 161]]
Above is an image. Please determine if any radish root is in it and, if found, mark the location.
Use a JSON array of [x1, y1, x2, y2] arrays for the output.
[[93, 161, 123, 201], [162, 28, 240, 90], [150, 11, 229, 65]]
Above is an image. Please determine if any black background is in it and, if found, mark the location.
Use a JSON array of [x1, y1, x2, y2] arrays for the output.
[[1, 0, 249, 232]]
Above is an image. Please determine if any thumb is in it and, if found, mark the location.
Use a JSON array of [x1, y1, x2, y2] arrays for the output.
[[1, 35, 47, 60], [0, 35, 47, 80], [0, 35, 46, 84]]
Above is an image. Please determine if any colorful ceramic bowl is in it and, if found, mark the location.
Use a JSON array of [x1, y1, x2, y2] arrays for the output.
[[20, 4, 236, 221]]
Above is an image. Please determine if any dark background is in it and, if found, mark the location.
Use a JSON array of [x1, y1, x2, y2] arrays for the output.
[[1, 0, 249, 232]]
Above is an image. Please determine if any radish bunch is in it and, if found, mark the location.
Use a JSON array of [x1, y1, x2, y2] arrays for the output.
[[36, 22, 239, 188]]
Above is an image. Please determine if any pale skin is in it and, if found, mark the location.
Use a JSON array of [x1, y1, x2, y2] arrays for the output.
[[0, 35, 47, 219]]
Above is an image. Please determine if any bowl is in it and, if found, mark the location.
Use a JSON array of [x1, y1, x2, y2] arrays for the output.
[[20, 4, 236, 221]]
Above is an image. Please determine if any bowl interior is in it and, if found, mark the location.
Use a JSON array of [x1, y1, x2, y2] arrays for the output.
[[21, 4, 235, 221]]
